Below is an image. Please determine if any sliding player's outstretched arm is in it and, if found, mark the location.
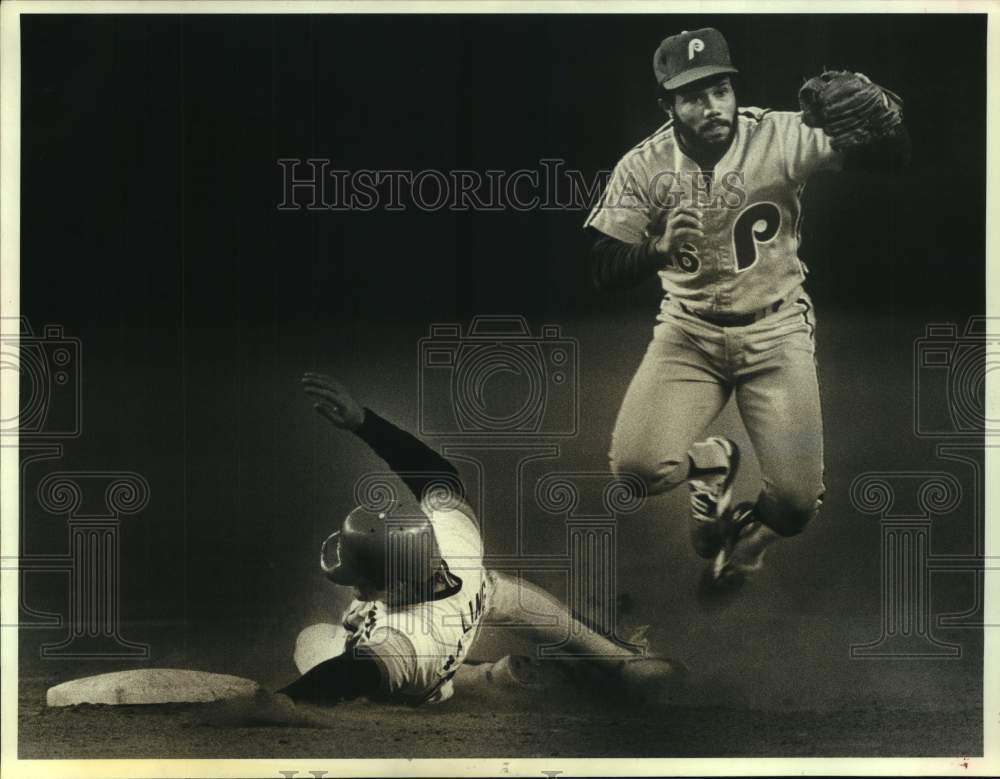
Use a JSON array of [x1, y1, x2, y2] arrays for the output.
[[301, 372, 466, 504]]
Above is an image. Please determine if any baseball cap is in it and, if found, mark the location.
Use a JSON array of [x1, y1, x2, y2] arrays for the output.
[[653, 28, 739, 91]]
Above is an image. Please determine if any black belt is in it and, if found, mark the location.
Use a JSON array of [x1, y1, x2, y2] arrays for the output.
[[680, 300, 783, 327]]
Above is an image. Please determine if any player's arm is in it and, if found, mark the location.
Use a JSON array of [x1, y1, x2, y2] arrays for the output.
[[841, 122, 911, 172], [589, 206, 704, 292], [788, 112, 910, 178], [301, 372, 466, 503], [280, 622, 418, 706], [585, 154, 685, 292], [277, 650, 383, 706], [590, 231, 663, 291]]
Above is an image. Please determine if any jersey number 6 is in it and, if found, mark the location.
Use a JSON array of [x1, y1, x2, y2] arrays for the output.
[[666, 243, 700, 273]]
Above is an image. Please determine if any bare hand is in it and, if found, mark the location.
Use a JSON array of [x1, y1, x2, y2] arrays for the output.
[[651, 206, 704, 255], [301, 372, 365, 431]]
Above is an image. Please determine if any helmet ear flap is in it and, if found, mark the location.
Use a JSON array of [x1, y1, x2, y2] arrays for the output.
[[319, 530, 341, 576], [320, 530, 359, 584]]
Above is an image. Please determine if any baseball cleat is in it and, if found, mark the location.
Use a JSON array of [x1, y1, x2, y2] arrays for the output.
[[617, 654, 690, 708], [688, 437, 741, 559], [709, 502, 773, 589]]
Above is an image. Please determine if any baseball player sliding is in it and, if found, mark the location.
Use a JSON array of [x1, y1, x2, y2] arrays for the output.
[[232, 373, 681, 722], [586, 28, 909, 591]]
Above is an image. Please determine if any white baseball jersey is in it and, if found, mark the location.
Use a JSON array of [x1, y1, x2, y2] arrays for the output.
[[340, 504, 487, 705], [585, 108, 843, 316]]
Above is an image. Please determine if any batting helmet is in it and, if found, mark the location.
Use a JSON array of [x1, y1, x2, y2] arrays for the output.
[[320, 499, 442, 592]]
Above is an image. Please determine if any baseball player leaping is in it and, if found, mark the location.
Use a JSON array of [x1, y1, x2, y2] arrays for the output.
[[586, 28, 909, 592], [229, 373, 681, 723]]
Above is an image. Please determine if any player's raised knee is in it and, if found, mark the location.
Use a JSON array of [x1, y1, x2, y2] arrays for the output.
[[755, 487, 823, 537], [611, 454, 687, 496]]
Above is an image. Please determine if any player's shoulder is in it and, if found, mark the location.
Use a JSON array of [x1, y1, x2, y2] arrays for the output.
[[626, 118, 677, 154], [424, 501, 482, 555], [738, 105, 774, 122], [617, 120, 677, 169], [740, 107, 806, 131]]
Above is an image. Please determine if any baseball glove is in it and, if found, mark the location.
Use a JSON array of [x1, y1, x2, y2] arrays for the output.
[[798, 70, 904, 151]]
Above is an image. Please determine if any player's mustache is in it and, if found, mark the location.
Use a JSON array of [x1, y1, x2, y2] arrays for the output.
[[703, 118, 730, 130]]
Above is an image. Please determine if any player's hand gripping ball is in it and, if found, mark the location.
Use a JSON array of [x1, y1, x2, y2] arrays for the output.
[[798, 70, 904, 151]]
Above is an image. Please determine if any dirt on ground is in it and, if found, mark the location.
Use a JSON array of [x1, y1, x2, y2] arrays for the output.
[[18, 668, 981, 760]]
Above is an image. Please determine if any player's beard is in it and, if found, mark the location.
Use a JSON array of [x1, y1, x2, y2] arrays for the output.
[[674, 115, 735, 158]]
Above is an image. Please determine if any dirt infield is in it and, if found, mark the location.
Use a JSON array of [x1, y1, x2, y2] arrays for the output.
[[17, 670, 982, 759]]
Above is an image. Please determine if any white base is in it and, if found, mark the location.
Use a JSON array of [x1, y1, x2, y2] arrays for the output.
[[46, 669, 260, 707]]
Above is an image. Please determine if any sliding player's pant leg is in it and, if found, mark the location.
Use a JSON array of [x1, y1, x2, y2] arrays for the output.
[[483, 571, 684, 704], [735, 311, 825, 537], [485, 571, 634, 663], [610, 319, 731, 495]]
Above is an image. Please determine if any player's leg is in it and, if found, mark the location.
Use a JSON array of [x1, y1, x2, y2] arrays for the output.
[[610, 318, 731, 496], [484, 570, 684, 705], [725, 311, 825, 582], [610, 318, 737, 558], [686, 435, 743, 558], [485, 570, 636, 660]]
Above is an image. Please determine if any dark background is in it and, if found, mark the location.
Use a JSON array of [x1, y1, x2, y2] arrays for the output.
[[16, 12, 986, 742], [19, 13, 985, 324]]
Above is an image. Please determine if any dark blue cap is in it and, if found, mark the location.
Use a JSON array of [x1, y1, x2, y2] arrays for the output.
[[654, 28, 739, 91]]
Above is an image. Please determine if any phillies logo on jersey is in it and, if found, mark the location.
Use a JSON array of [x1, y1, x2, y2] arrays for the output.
[[688, 38, 705, 60], [732, 202, 782, 272]]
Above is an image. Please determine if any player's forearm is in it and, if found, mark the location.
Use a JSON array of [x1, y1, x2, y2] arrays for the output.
[[353, 407, 466, 503], [590, 232, 665, 292], [278, 652, 382, 705]]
